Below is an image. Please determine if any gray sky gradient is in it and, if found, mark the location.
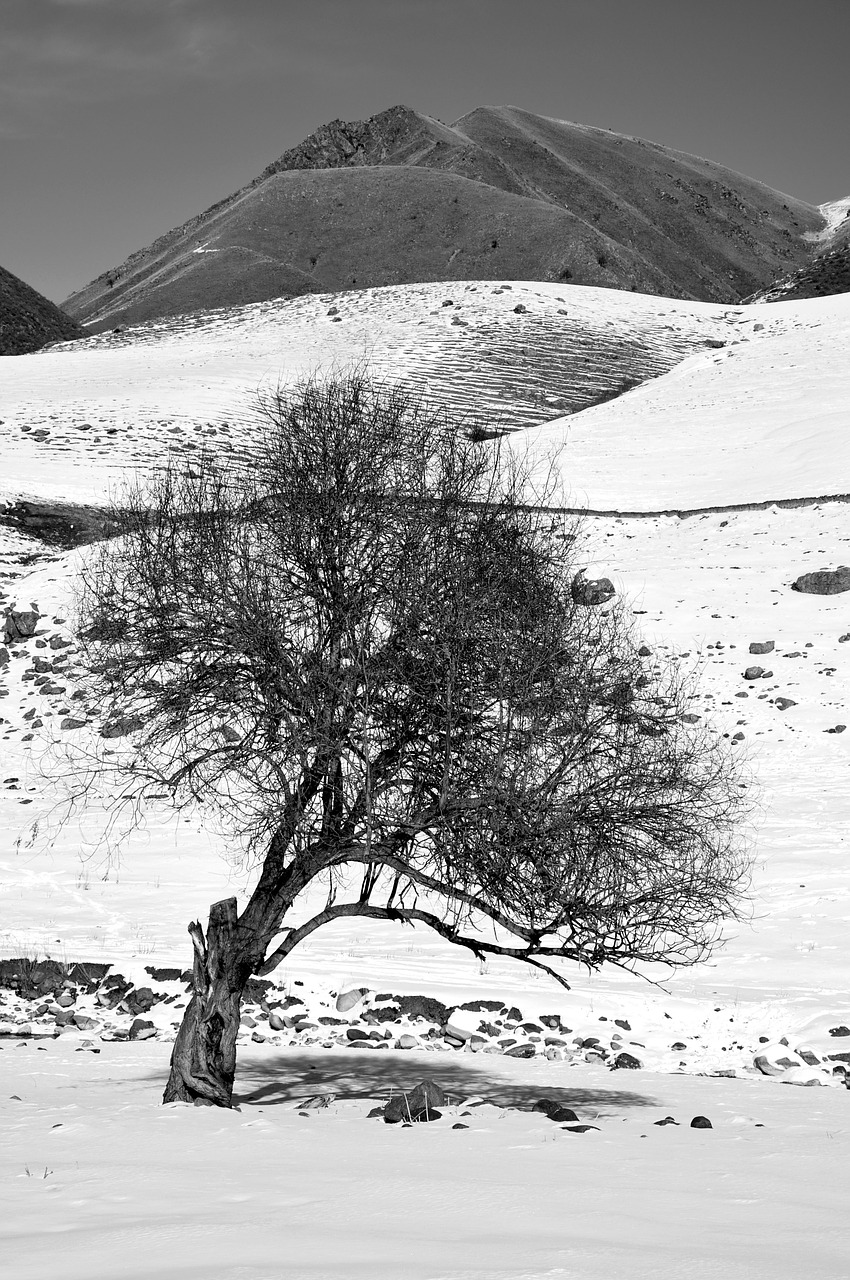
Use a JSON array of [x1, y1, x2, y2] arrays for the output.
[[2, 0, 848, 302]]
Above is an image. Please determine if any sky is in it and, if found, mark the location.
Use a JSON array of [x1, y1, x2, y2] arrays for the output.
[[2, 0, 848, 303]]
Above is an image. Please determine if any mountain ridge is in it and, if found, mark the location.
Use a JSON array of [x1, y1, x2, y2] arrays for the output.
[[64, 103, 826, 331]]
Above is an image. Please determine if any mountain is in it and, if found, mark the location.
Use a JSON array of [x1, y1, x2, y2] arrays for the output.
[[63, 104, 824, 331], [0, 263, 82, 354]]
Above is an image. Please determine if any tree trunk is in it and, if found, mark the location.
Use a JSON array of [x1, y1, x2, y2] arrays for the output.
[[163, 897, 248, 1107]]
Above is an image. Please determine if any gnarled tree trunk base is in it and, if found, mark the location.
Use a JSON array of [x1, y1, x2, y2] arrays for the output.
[[163, 897, 246, 1107]]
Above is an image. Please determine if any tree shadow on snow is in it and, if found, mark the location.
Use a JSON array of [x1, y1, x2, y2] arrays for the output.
[[230, 1050, 658, 1113]]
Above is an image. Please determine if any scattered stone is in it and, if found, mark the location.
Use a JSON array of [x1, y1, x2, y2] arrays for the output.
[[690, 1116, 713, 1129]]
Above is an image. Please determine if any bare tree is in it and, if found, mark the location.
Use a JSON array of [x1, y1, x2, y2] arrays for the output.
[[76, 371, 749, 1107]]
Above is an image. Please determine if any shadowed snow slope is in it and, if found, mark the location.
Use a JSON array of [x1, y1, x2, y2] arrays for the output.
[[515, 291, 850, 509], [0, 280, 735, 505]]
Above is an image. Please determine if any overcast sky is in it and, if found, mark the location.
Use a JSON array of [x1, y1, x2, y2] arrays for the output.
[[2, 0, 848, 303]]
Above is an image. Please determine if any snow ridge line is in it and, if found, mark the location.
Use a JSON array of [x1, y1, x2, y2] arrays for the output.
[[546, 491, 850, 521]]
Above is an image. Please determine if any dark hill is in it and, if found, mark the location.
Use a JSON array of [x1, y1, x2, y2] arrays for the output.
[[1, 264, 82, 354], [64, 104, 825, 331]]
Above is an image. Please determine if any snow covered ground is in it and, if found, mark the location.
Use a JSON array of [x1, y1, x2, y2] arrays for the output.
[[1, 280, 848, 1277]]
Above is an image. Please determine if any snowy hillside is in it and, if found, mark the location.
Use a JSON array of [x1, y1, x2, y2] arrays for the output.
[[1, 279, 848, 1278]]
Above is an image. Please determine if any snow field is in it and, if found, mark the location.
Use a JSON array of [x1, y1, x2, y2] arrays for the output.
[[1, 1039, 848, 1280], [2, 277, 850, 1279]]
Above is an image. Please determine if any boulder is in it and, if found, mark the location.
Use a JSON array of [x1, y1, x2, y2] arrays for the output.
[[748, 640, 774, 655], [780, 1066, 831, 1087], [743, 666, 765, 680], [612, 1051, 642, 1070], [3, 609, 40, 642], [100, 715, 144, 739], [445, 1008, 485, 1041], [571, 571, 616, 606], [383, 1080, 446, 1124], [504, 1043, 536, 1058], [335, 987, 369, 1013], [128, 1018, 156, 1040], [690, 1116, 713, 1129], [393, 994, 450, 1025], [791, 566, 850, 595], [754, 1043, 806, 1076]]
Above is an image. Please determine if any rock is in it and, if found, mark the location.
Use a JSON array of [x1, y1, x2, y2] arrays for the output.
[[614, 1019, 631, 1031], [743, 666, 765, 680], [452, 1123, 469, 1129], [825, 725, 847, 734], [839, 634, 850, 644], [532, 1098, 579, 1121], [654, 1116, 679, 1126], [774, 697, 797, 711], [60, 717, 87, 730], [335, 987, 369, 1013], [458, 1000, 503, 1013], [504, 1006, 523, 1023], [394, 994, 450, 1025], [445, 1009, 485, 1041], [513, 303, 528, 313], [748, 641, 775, 654], [504, 1043, 536, 1058], [349, 1039, 387, 1049], [690, 1116, 713, 1128], [4, 609, 40, 642], [754, 1044, 806, 1076], [55, 990, 76, 1008], [100, 715, 144, 739], [828, 1025, 850, 1037], [73, 1014, 99, 1031], [128, 1018, 156, 1041], [0, 647, 9, 667], [780, 1066, 830, 1087], [638, 645, 652, 657], [791, 566, 850, 595], [144, 967, 182, 983], [267, 1010, 288, 1031], [396, 1034, 420, 1050], [383, 1080, 446, 1124], [345, 1027, 369, 1042], [561, 1124, 599, 1133], [123, 987, 157, 1016], [571, 571, 616, 606], [612, 1051, 642, 1070]]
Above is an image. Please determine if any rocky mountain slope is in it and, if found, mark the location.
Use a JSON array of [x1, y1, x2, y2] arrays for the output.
[[0, 263, 82, 355], [63, 105, 824, 331]]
